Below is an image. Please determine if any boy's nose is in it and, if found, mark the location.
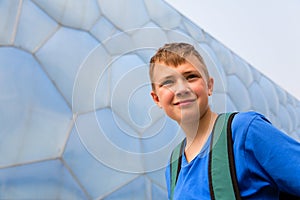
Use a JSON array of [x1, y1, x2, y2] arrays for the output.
[[174, 80, 190, 97]]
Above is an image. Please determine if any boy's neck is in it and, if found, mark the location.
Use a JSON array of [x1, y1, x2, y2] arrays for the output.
[[181, 108, 218, 163]]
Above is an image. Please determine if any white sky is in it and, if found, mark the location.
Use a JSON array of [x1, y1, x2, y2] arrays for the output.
[[165, 0, 300, 100]]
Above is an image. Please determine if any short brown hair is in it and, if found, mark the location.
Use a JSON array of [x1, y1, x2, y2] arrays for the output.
[[149, 43, 209, 89]]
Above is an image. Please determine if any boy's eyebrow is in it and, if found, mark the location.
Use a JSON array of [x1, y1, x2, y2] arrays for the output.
[[182, 70, 201, 76], [157, 70, 200, 81], [158, 75, 174, 81]]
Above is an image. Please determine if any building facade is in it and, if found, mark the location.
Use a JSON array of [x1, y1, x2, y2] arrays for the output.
[[0, 0, 299, 199]]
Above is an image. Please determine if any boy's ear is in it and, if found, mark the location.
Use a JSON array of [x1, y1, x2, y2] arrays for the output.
[[151, 91, 162, 108], [207, 77, 214, 96]]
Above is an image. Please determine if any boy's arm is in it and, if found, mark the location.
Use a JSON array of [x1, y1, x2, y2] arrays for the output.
[[246, 113, 300, 196]]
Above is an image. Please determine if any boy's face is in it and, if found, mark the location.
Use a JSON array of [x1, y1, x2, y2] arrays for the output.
[[151, 61, 213, 124]]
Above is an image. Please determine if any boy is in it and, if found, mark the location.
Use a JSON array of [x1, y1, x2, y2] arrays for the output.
[[149, 43, 300, 199]]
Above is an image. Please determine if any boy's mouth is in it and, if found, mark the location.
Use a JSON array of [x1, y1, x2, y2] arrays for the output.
[[173, 99, 196, 106]]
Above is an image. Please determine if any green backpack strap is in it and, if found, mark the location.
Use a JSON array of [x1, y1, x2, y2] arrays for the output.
[[169, 112, 299, 199], [208, 112, 241, 200], [170, 139, 185, 200], [169, 112, 239, 200]]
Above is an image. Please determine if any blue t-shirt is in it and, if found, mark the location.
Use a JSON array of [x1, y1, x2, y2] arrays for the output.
[[165, 111, 300, 199]]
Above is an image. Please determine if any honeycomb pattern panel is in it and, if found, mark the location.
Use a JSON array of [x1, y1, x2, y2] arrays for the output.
[[14, 0, 58, 52], [35, 27, 99, 106], [103, 176, 149, 200], [0, 47, 72, 168], [98, 0, 150, 31], [144, 0, 181, 29], [72, 44, 111, 113], [248, 82, 270, 116], [0, 0, 20, 45], [33, 0, 100, 30], [0, 0, 299, 199], [63, 123, 139, 199], [0, 160, 87, 199], [90, 16, 119, 42]]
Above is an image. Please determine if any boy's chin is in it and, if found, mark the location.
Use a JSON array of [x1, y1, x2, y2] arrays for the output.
[[176, 112, 200, 125]]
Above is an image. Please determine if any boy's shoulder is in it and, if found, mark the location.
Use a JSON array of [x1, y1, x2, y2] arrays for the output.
[[233, 111, 269, 124], [231, 111, 271, 136]]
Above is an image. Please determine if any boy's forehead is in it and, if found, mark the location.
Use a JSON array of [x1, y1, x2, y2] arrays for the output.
[[152, 62, 181, 77], [152, 61, 205, 79]]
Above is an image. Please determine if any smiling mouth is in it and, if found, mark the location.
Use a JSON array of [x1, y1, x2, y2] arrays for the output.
[[174, 99, 196, 106]]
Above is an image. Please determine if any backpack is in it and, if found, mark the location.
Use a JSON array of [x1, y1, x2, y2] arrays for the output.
[[169, 112, 299, 200]]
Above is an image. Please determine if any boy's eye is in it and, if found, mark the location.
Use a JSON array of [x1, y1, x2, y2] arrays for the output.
[[160, 79, 174, 86], [186, 74, 199, 80]]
